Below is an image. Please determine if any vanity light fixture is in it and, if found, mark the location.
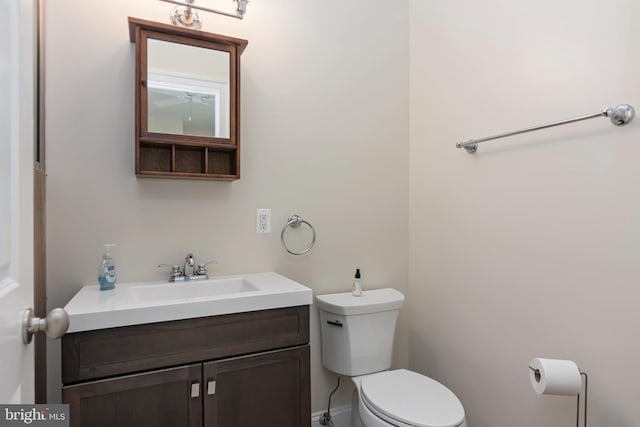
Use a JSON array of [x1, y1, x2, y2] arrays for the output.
[[160, 0, 249, 29]]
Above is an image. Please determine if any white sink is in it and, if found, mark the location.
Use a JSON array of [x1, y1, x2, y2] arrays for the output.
[[64, 272, 312, 333], [130, 277, 260, 303]]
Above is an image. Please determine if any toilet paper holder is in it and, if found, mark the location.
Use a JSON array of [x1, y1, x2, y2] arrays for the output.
[[529, 366, 589, 427]]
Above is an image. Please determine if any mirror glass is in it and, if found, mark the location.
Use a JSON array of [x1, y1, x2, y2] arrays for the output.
[[147, 38, 230, 138]]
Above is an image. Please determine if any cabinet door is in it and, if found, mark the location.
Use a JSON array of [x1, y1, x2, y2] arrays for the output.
[[203, 345, 311, 427], [63, 364, 202, 427]]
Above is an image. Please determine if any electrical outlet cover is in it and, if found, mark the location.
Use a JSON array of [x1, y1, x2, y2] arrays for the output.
[[256, 209, 271, 233]]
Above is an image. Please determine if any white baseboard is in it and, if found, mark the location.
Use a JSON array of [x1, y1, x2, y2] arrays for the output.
[[311, 404, 352, 427]]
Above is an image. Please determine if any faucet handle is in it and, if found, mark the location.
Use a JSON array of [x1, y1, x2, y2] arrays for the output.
[[200, 260, 218, 266], [196, 260, 217, 276], [158, 264, 182, 278]]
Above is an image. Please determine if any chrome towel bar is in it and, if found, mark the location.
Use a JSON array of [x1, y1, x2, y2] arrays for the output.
[[456, 104, 634, 154]]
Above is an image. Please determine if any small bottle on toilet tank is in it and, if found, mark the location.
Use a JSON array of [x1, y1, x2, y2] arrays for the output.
[[351, 268, 362, 296]]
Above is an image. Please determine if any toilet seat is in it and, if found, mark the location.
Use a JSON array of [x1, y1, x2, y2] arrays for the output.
[[360, 369, 465, 427]]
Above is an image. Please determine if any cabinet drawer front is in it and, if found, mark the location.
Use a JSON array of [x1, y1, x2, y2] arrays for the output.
[[63, 306, 309, 383], [63, 364, 202, 427]]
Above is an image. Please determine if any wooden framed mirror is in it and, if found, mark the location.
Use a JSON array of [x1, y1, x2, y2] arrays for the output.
[[128, 18, 247, 180]]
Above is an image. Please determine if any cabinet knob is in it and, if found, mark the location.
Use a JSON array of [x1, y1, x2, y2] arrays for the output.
[[207, 380, 216, 395], [191, 382, 200, 398]]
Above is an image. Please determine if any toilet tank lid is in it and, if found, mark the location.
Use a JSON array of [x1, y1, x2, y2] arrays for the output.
[[315, 288, 404, 315]]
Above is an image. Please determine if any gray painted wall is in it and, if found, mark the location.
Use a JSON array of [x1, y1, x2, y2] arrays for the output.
[[409, 1, 640, 426]]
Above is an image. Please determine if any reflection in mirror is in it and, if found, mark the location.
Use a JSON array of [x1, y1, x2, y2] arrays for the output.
[[147, 38, 230, 138]]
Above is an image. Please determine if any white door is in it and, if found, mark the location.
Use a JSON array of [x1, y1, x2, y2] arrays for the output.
[[0, 0, 36, 403]]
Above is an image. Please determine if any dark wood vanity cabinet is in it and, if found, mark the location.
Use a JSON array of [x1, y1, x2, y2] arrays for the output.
[[62, 306, 310, 427]]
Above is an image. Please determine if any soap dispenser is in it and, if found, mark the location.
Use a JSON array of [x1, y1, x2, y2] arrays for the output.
[[98, 244, 117, 291]]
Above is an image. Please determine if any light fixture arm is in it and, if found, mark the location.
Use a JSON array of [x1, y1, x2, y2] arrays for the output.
[[160, 0, 248, 22]]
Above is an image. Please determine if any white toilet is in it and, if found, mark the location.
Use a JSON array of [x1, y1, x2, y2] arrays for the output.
[[316, 288, 467, 427]]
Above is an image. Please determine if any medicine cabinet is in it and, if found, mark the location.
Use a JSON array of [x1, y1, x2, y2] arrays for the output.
[[128, 17, 248, 180]]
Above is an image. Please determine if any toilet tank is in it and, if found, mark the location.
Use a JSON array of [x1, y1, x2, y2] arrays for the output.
[[315, 288, 404, 376]]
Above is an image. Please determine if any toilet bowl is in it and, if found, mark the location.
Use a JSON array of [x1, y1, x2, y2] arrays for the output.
[[315, 289, 467, 427], [352, 370, 466, 427]]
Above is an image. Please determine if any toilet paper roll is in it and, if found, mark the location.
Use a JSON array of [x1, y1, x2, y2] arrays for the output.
[[529, 357, 582, 396]]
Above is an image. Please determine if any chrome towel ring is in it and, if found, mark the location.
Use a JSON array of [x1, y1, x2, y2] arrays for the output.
[[281, 214, 316, 255]]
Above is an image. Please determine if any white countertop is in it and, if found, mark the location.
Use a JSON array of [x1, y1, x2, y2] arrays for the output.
[[64, 272, 313, 333]]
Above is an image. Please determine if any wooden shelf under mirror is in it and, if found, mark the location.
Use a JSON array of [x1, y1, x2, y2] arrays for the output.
[[139, 142, 237, 178], [129, 17, 248, 180]]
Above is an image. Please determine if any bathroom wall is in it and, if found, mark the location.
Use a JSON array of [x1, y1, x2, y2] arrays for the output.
[[45, 0, 410, 408], [409, 1, 640, 427]]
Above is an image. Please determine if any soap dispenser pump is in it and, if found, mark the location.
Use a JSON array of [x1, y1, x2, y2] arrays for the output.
[[98, 244, 117, 291]]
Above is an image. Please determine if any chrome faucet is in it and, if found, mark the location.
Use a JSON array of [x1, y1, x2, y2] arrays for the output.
[[183, 253, 196, 277], [158, 253, 217, 282]]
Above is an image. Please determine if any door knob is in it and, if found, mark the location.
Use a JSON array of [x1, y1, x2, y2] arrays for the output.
[[22, 307, 69, 344]]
